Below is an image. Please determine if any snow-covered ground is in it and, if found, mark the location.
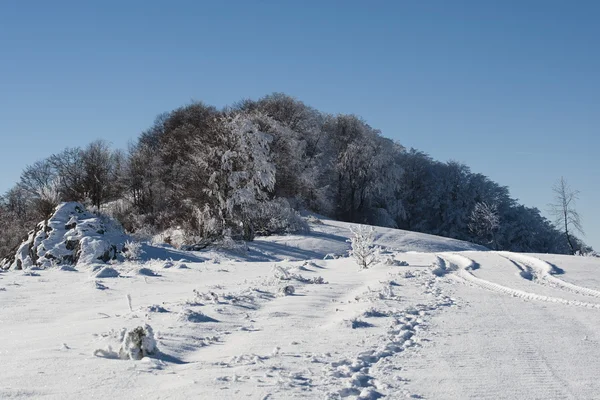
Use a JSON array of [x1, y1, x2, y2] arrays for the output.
[[1, 217, 600, 399]]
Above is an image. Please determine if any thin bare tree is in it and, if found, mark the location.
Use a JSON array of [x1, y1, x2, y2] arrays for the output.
[[549, 177, 583, 254]]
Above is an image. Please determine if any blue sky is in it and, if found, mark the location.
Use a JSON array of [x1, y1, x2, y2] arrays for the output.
[[1, 1, 598, 248]]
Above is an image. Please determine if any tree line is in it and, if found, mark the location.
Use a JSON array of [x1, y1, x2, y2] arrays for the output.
[[0, 93, 591, 257]]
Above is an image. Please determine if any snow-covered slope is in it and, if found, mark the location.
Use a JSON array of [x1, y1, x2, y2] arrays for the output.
[[1, 217, 600, 399], [248, 217, 486, 261]]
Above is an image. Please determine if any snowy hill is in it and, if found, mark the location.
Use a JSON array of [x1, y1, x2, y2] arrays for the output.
[[1, 216, 600, 399]]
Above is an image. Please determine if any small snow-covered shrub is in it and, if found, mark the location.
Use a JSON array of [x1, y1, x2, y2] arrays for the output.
[[152, 227, 187, 249], [324, 253, 344, 260], [348, 225, 380, 269], [577, 250, 600, 258], [122, 240, 144, 260], [145, 304, 169, 313], [272, 264, 327, 284], [118, 324, 157, 360], [272, 265, 291, 280], [178, 309, 218, 323], [363, 308, 390, 318], [281, 285, 295, 296], [381, 255, 408, 267], [214, 235, 248, 253], [347, 318, 374, 329], [192, 289, 220, 304], [137, 267, 159, 276], [305, 215, 323, 225], [403, 271, 416, 279], [252, 198, 309, 236], [306, 276, 327, 284]]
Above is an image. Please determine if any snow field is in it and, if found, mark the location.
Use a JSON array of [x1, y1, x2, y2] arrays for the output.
[[2, 218, 600, 399]]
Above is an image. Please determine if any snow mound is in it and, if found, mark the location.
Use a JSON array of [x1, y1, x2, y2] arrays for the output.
[[1, 202, 127, 270], [178, 309, 219, 323], [93, 266, 120, 279]]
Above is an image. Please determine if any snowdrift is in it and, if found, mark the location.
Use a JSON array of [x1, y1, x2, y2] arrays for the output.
[[0, 202, 127, 270]]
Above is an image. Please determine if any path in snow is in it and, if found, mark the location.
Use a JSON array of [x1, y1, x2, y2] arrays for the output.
[[442, 252, 600, 308], [401, 253, 600, 399]]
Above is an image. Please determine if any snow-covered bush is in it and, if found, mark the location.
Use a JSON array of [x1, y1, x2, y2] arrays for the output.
[[348, 225, 380, 269], [151, 227, 188, 249], [272, 265, 291, 280], [305, 215, 323, 225], [281, 285, 295, 296], [380, 254, 409, 267], [1, 202, 126, 270], [119, 324, 157, 360], [178, 309, 218, 323], [122, 240, 144, 260], [252, 198, 309, 236], [214, 235, 249, 253]]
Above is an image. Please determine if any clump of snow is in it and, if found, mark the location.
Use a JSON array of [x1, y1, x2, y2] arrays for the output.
[[363, 308, 390, 318], [1, 202, 127, 270], [92, 280, 108, 290], [381, 255, 410, 266], [92, 266, 120, 278], [281, 285, 295, 296], [118, 324, 157, 360], [431, 256, 454, 277], [178, 309, 218, 323], [347, 318, 374, 329], [145, 305, 169, 313], [137, 267, 159, 277], [359, 387, 384, 399]]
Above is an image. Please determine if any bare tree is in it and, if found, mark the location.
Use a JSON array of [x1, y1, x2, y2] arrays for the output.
[[549, 177, 583, 255], [82, 140, 115, 210]]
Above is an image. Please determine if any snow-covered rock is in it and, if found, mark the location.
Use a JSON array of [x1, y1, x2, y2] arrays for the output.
[[0, 202, 127, 270]]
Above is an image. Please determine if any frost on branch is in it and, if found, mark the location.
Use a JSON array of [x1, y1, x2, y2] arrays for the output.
[[348, 225, 380, 269]]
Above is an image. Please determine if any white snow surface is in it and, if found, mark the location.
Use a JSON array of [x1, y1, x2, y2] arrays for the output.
[[1, 217, 600, 399]]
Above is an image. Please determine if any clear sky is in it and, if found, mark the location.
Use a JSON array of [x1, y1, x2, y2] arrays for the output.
[[1, 1, 598, 248]]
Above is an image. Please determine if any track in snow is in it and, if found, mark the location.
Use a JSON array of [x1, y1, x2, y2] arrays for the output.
[[440, 253, 600, 309], [499, 252, 600, 299]]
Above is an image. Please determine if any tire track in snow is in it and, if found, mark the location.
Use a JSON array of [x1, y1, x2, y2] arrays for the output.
[[441, 253, 600, 309], [500, 252, 600, 299], [492, 299, 579, 400]]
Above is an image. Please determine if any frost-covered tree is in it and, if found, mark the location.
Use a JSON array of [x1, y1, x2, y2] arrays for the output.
[[82, 140, 117, 210], [0, 93, 591, 256], [348, 225, 379, 269], [206, 112, 276, 240], [35, 179, 62, 220], [469, 202, 500, 249]]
